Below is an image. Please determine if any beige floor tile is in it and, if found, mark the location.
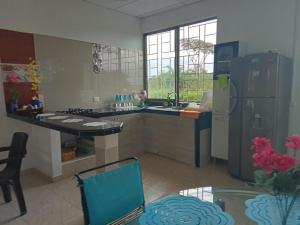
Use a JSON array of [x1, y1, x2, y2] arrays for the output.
[[20, 170, 52, 190], [62, 213, 84, 225], [0, 203, 28, 225], [9, 186, 82, 225], [0, 153, 245, 225], [47, 177, 81, 209]]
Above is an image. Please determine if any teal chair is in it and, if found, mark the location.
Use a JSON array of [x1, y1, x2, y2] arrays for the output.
[[75, 157, 145, 225]]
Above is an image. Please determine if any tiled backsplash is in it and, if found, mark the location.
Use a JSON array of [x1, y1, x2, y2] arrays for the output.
[[34, 34, 143, 110]]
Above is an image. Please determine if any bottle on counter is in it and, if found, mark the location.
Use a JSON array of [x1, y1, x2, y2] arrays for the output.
[[115, 95, 121, 109], [128, 94, 133, 109]]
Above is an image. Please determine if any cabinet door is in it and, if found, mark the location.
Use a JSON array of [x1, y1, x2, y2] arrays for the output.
[[243, 53, 278, 98], [211, 114, 229, 159], [106, 114, 144, 159], [240, 98, 275, 180]]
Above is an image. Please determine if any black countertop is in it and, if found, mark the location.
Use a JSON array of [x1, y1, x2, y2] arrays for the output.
[[58, 106, 183, 118], [7, 112, 123, 137], [8, 107, 212, 137], [82, 106, 208, 118], [79, 106, 212, 130], [58, 107, 144, 118]]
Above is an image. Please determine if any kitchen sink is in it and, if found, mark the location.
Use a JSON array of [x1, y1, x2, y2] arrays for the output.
[[153, 106, 167, 108], [152, 105, 185, 110], [171, 106, 185, 110]]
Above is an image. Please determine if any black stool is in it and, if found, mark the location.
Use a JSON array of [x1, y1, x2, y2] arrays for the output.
[[0, 132, 28, 216]]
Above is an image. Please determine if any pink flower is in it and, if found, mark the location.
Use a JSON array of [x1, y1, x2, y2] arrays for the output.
[[252, 147, 278, 174], [252, 137, 272, 153], [138, 90, 147, 101], [273, 154, 298, 172], [6, 71, 22, 83], [285, 134, 300, 150]]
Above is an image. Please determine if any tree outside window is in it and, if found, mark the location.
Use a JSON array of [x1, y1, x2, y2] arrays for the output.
[[145, 19, 217, 102]]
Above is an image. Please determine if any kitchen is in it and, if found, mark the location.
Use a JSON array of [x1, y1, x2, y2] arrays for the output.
[[1, 30, 212, 180], [1, 0, 300, 224]]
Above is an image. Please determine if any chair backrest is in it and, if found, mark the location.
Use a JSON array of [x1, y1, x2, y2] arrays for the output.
[[7, 132, 28, 173], [76, 158, 145, 225]]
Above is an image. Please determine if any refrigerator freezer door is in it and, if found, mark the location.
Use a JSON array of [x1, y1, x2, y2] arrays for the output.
[[243, 53, 278, 98], [228, 97, 243, 177], [212, 80, 230, 115], [240, 98, 275, 181], [211, 114, 229, 160]]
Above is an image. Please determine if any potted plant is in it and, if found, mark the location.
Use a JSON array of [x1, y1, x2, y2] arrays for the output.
[[138, 90, 147, 108], [250, 135, 300, 225], [26, 58, 41, 93], [9, 85, 19, 112], [26, 58, 42, 110], [6, 71, 22, 112]]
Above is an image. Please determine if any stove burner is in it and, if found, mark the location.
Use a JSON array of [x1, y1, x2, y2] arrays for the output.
[[58, 108, 99, 118], [67, 108, 93, 114]]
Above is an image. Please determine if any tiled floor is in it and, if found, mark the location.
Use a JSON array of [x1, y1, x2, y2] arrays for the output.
[[0, 153, 244, 225]]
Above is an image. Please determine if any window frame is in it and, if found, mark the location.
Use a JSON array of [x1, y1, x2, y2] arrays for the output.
[[143, 17, 217, 104]]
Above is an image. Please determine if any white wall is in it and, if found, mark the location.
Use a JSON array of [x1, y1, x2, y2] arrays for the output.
[[0, 0, 142, 49], [142, 0, 296, 57], [142, 0, 300, 135]]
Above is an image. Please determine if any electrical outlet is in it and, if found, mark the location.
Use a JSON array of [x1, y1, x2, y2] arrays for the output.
[[93, 97, 100, 102]]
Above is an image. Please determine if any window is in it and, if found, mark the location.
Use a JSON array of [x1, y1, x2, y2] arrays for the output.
[[179, 20, 217, 101], [145, 19, 217, 102], [146, 30, 175, 99]]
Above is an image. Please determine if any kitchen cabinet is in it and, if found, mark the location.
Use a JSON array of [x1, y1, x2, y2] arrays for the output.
[[211, 114, 229, 160], [105, 113, 144, 159], [143, 113, 203, 165]]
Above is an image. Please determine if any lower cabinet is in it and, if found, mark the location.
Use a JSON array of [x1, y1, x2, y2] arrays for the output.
[[211, 114, 229, 160], [105, 113, 144, 159], [107, 113, 211, 166], [143, 113, 195, 165]]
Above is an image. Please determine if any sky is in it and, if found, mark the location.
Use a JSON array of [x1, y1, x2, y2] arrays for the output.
[[147, 19, 217, 77]]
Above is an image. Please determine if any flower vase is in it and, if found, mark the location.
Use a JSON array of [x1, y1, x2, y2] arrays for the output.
[[270, 193, 300, 225], [10, 100, 19, 112], [32, 99, 41, 108], [138, 100, 145, 108]]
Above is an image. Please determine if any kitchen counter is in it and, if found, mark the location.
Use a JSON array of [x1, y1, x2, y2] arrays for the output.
[[59, 106, 206, 118], [54, 106, 212, 167], [7, 112, 123, 180], [7, 106, 212, 180], [83, 106, 212, 131], [7, 112, 123, 137], [58, 107, 144, 118]]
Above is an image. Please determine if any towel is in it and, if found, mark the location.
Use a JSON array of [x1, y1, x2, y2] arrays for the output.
[[180, 110, 200, 119], [218, 74, 229, 89]]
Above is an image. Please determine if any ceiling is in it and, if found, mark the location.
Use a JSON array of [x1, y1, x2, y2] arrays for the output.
[[83, 0, 203, 18]]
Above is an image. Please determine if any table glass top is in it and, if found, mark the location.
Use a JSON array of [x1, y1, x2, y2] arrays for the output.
[[128, 186, 261, 225]]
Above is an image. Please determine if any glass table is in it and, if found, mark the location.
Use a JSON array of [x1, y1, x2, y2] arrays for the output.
[[127, 186, 261, 225]]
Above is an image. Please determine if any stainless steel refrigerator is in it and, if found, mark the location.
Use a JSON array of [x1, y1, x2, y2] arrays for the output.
[[228, 52, 292, 181]]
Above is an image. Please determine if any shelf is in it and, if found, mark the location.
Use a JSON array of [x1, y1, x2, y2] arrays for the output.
[[62, 153, 95, 165]]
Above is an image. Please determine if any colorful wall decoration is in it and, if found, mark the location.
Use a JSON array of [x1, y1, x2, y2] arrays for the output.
[[0, 29, 37, 111]]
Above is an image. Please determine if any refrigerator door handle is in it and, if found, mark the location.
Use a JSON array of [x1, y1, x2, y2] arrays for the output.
[[229, 78, 239, 115], [254, 113, 263, 129]]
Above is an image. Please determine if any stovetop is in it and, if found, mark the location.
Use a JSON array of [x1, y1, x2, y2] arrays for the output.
[[57, 108, 100, 118], [57, 107, 143, 118]]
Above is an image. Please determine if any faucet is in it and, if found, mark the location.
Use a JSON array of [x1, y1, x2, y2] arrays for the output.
[[167, 92, 177, 107]]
